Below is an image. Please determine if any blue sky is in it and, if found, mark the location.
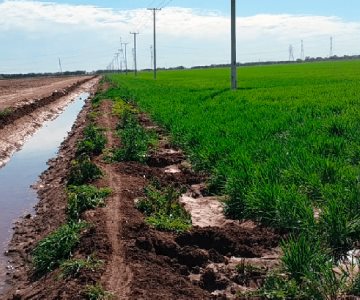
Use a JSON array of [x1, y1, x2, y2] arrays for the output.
[[31, 0, 360, 20], [1, 0, 360, 73]]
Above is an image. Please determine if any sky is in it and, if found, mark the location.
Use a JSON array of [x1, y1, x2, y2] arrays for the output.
[[1, 0, 360, 73]]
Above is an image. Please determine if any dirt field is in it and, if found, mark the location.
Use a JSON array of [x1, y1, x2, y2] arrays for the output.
[[0, 76, 90, 110], [2, 80, 281, 299], [0, 76, 97, 169]]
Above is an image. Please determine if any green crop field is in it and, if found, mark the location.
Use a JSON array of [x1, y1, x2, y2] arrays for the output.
[[106, 61, 360, 296]]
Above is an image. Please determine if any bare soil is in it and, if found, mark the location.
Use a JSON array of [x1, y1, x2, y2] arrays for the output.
[[2, 86, 281, 299], [0, 76, 97, 168], [0, 76, 90, 111]]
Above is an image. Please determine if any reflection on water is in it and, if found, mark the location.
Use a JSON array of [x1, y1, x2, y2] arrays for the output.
[[0, 92, 88, 293]]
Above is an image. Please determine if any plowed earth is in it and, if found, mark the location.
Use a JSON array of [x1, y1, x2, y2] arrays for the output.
[[3, 83, 281, 299]]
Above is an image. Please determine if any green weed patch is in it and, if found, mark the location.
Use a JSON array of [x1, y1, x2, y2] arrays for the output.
[[67, 185, 111, 221], [76, 124, 107, 156], [68, 153, 102, 185], [136, 185, 191, 232], [32, 222, 88, 275]]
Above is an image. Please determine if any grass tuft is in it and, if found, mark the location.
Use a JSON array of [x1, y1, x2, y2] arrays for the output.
[[67, 185, 111, 221], [68, 154, 102, 185], [32, 222, 88, 275]]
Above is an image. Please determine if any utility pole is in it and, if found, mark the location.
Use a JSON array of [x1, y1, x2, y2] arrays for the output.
[[150, 46, 154, 70], [300, 40, 304, 61], [148, 8, 161, 80], [130, 32, 139, 76], [330, 36, 333, 57], [231, 0, 237, 90], [58, 58, 63, 74], [122, 42, 129, 75]]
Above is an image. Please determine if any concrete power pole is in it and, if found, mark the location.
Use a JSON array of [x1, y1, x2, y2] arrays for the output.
[[330, 36, 333, 57], [148, 8, 161, 80], [58, 58, 63, 74], [231, 0, 237, 90], [300, 40, 305, 61], [130, 32, 139, 76], [122, 42, 129, 75]]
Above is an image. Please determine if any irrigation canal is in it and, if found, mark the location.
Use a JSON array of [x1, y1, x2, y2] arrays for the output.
[[0, 92, 89, 293]]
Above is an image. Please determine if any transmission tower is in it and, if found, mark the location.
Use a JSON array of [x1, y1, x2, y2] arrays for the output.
[[289, 44, 294, 61], [230, 0, 237, 90], [300, 40, 305, 61]]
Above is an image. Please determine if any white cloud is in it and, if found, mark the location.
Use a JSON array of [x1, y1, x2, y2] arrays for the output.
[[1, 0, 360, 72]]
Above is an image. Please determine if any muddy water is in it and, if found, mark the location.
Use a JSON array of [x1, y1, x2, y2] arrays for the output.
[[0, 92, 89, 293]]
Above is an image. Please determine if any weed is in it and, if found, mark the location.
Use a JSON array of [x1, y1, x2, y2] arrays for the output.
[[60, 256, 103, 278], [68, 154, 102, 185], [318, 198, 360, 260], [67, 185, 111, 221], [32, 222, 88, 275], [76, 124, 107, 156], [84, 284, 113, 300], [0, 108, 13, 119], [136, 185, 191, 232], [114, 110, 151, 162]]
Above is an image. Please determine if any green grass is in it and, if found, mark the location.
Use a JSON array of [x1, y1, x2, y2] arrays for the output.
[[106, 61, 360, 248], [67, 185, 111, 221], [136, 184, 191, 232], [104, 61, 360, 295], [32, 222, 88, 275]]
